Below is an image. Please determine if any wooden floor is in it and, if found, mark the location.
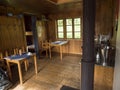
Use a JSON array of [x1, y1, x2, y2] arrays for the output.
[[9, 54, 114, 90]]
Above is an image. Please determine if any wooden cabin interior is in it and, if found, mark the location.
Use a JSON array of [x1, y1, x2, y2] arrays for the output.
[[0, 0, 120, 90]]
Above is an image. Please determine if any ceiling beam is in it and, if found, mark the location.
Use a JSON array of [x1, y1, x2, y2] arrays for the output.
[[57, 0, 81, 4], [47, 0, 82, 5], [47, 0, 58, 5]]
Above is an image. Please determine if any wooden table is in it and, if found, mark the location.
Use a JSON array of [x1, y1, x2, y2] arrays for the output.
[[4, 52, 38, 85], [49, 41, 68, 60]]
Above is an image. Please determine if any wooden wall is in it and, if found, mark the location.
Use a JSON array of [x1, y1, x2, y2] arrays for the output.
[[63, 40, 82, 54], [95, 0, 117, 46], [47, 12, 82, 54], [113, 0, 120, 89], [0, 16, 26, 55], [36, 20, 48, 48], [0, 6, 22, 16], [47, 0, 115, 54], [95, 0, 114, 35], [0, 0, 116, 55]]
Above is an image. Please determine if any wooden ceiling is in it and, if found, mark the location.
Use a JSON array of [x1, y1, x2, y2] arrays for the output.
[[47, 0, 81, 4], [0, 0, 82, 15]]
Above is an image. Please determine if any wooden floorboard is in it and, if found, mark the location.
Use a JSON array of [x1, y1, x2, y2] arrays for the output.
[[9, 54, 114, 90]]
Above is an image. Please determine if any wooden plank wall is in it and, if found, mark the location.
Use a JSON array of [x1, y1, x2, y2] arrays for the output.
[[0, 16, 26, 55], [36, 20, 48, 49], [47, 0, 115, 54], [95, 0, 113, 35], [47, 12, 83, 54], [0, 0, 115, 55]]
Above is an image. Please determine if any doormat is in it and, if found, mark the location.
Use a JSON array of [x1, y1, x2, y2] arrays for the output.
[[60, 85, 79, 90]]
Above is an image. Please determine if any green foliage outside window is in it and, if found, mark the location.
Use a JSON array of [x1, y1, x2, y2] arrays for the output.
[[58, 20, 63, 26], [57, 18, 81, 39]]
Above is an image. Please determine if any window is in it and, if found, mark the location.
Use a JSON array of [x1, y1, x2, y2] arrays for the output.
[[57, 20, 64, 38], [66, 19, 72, 38], [74, 18, 81, 38], [57, 18, 81, 39]]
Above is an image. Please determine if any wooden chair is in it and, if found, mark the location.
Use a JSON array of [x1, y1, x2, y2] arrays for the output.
[[13, 48, 19, 55], [14, 47, 26, 55], [0, 50, 12, 69], [21, 47, 26, 53], [0, 52, 4, 67], [13, 48, 29, 71], [5, 51, 8, 57], [0, 52, 6, 69], [40, 40, 50, 57], [19, 47, 29, 71]]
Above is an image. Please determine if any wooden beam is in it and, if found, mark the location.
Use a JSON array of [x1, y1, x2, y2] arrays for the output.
[[47, 0, 81, 5], [57, 0, 81, 4], [47, 0, 58, 5]]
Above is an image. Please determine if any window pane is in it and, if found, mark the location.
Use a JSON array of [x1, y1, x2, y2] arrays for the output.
[[66, 26, 72, 32], [74, 26, 80, 31], [57, 18, 81, 39], [74, 18, 80, 25], [67, 33, 72, 38], [66, 19, 72, 25], [58, 33, 64, 38], [74, 32, 81, 38], [58, 26, 63, 32], [57, 20, 63, 26]]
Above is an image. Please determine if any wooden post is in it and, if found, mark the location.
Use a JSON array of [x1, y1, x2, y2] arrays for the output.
[[81, 0, 96, 90]]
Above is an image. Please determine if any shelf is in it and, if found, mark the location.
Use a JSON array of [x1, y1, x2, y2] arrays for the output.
[[25, 31, 33, 35], [27, 44, 35, 52], [27, 44, 35, 49]]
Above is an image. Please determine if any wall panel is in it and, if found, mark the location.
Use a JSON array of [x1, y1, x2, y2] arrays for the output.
[[95, 0, 113, 35], [47, 0, 114, 54], [0, 16, 26, 55], [48, 11, 83, 54]]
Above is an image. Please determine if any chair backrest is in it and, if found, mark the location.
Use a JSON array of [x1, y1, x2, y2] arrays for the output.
[[14, 47, 26, 55], [42, 40, 49, 49], [5, 51, 8, 57], [21, 47, 25, 53], [13, 48, 19, 55]]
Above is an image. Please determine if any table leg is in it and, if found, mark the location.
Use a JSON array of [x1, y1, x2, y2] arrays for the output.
[[60, 46, 62, 61], [67, 44, 69, 55], [17, 61, 23, 85], [49, 46, 51, 59], [34, 55, 38, 74], [24, 60, 28, 71], [6, 61, 12, 80], [46, 50, 48, 57]]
